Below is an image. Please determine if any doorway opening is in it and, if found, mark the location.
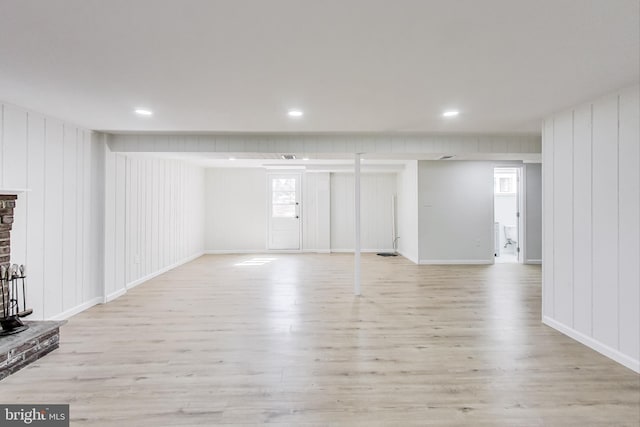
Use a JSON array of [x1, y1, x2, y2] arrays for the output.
[[494, 167, 523, 263]]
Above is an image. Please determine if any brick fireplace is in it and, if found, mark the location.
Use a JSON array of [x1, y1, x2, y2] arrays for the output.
[[0, 194, 16, 316]]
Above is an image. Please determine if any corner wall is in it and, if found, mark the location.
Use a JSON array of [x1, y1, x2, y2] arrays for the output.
[[524, 163, 542, 263], [542, 84, 639, 372], [397, 161, 419, 263], [104, 149, 205, 301], [0, 102, 105, 320], [418, 161, 495, 264]]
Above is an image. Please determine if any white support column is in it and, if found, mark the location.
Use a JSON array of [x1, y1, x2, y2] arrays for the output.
[[354, 153, 361, 296]]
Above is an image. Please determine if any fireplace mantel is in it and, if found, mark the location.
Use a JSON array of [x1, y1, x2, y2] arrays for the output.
[[0, 189, 30, 195]]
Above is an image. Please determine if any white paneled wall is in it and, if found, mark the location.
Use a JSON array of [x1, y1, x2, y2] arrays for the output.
[[330, 173, 397, 252], [303, 173, 331, 252], [204, 168, 267, 252], [104, 150, 205, 299], [542, 85, 639, 372], [0, 102, 105, 320]]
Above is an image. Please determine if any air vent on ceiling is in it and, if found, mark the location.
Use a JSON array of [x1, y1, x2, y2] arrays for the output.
[[438, 155, 455, 160], [281, 154, 297, 160]]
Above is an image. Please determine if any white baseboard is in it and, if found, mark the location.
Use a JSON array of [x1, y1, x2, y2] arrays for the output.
[[105, 252, 204, 304], [302, 249, 331, 254], [419, 259, 493, 265], [105, 288, 126, 303], [126, 252, 204, 290], [525, 259, 542, 264], [204, 249, 264, 254], [331, 249, 396, 253], [397, 251, 419, 264], [48, 297, 103, 321], [542, 316, 640, 373]]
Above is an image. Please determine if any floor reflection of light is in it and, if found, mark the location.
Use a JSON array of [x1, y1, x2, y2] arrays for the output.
[[234, 257, 277, 266], [267, 261, 299, 336]]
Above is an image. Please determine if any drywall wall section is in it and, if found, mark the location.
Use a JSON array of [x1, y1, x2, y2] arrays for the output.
[[524, 163, 542, 263], [397, 161, 419, 263], [542, 84, 639, 372], [104, 150, 205, 300], [0, 102, 105, 320], [418, 161, 495, 264], [204, 168, 267, 252]]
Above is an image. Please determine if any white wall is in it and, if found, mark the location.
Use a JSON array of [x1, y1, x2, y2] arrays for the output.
[[204, 168, 267, 252], [418, 161, 495, 264], [303, 172, 331, 252], [104, 150, 205, 300], [524, 163, 542, 262], [397, 161, 419, 263], [0, 102, 105, 320], [330, 173, 397, 252], [542, 84, 639, 372], [203, 169, 396, 253]]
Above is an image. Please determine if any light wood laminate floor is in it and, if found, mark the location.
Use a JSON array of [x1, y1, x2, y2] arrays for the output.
[[1, 254, 639, 426]]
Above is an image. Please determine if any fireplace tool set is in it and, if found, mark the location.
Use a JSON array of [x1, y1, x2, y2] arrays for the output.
[[0, 264, 32, 336]]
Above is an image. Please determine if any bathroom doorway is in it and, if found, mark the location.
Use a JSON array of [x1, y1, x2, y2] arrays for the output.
[[494, 167, 523, 263]]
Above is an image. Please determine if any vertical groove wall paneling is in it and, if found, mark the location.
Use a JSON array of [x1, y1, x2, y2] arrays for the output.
[[61, 125, 77, 311], [572, 104, 593, 335], [552, 111, 574, 327], [591, 94, 619, 349], [542, 85, 639, 371], [618, 87, 640, 360], [103, 149, 205, 295], [43, 119, 64, 317], [542, 118, 555, 317], [25, 112, 46, 319], [0, 104, 104, 320]]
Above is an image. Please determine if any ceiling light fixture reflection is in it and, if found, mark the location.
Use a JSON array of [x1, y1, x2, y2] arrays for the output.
[[288, 110, 304, 117], [442, 110, 459, 117], [135, 109, 153, 116]]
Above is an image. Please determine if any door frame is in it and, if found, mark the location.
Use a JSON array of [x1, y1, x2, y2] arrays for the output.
[[266, 172, 303, 252], [492, 164, 525, 264]]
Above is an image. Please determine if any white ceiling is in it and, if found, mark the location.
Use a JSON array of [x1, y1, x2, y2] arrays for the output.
[[0, 0, 638, 134]]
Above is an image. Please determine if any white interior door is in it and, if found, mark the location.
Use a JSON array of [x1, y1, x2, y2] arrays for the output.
[[268, 174, 301, 250]]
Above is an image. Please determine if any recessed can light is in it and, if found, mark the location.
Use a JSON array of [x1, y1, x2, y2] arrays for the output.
[[442, 110, 459, 117], [229, 157, 236, 161], [135, 109, 153, 116], [288, 110, 304, 117], [302, 157, 309, 161]]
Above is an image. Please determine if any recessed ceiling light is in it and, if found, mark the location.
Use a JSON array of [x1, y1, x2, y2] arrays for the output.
[[229, 157, 236, 161], [135, 109, 153, 116], [302, 157, 309, 161], [442, 110, 459, 117], [288, 110, 304, 117]]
